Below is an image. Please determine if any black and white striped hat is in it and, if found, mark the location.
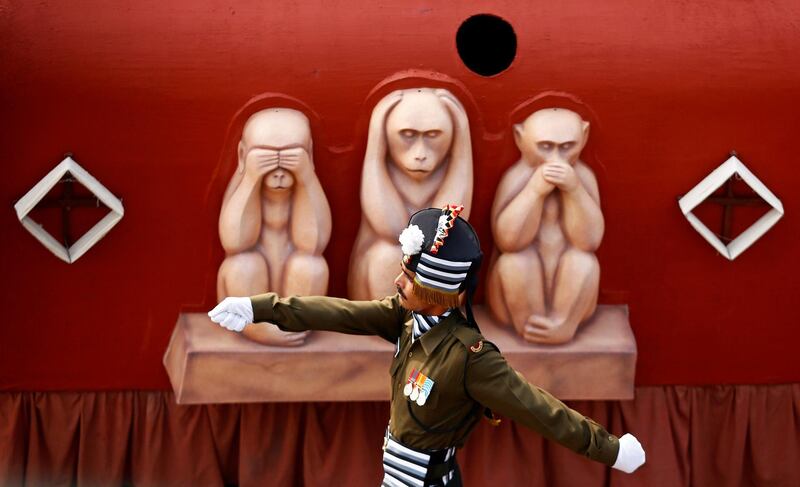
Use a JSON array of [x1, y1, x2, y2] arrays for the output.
[[398, 205, 482, 311]]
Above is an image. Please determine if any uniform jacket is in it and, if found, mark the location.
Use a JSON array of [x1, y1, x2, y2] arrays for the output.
[[250, 293, 620, 466]]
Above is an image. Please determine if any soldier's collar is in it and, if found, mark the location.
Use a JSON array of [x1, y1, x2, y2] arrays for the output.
[[418, 311, 459, 355]]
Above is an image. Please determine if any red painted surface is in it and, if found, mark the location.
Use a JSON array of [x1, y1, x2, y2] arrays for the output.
[[2, 0, 799, 390]]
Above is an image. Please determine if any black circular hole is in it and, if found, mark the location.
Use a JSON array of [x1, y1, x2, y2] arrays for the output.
[[456, 14, 516, 77]]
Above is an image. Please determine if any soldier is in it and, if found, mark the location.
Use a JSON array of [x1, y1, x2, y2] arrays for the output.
[[209, 205, 645, 486]]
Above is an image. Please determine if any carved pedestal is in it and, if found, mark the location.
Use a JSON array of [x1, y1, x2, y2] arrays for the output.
[[164, 305, 636, 404]]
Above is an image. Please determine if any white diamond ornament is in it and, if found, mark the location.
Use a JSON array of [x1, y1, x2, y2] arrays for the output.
[[678, 155, 783, 260], [14, 156, 124, 263]]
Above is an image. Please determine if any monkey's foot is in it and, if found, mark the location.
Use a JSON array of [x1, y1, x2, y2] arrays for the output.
[[523, 314, 574, 344], [242, 322, 311, 347]]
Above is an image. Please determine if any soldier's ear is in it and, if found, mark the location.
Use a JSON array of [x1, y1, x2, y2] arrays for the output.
[[513, 123, 525, 150], [237, 141, 246, 173]]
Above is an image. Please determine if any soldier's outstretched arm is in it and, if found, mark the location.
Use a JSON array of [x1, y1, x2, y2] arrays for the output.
[[209, 293, 406, 343], [465, 343, 645, 472]]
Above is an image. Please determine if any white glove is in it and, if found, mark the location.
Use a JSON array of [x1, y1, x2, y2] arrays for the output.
[[208, 297, 254, 332], [612, 433, 645, 473]]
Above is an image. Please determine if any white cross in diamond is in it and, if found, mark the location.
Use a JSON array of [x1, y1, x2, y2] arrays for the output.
[[678, 155, 783, 260], [14, 156, 124, 263]]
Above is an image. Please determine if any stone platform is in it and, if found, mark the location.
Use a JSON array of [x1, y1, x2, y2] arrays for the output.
[[163, 305, 636, 404]]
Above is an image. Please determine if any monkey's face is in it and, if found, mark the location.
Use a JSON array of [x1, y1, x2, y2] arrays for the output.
[[238, 108, 313, 188], [263, 167, 295, 191], [386, 93, 454, 181], [515, 108, 588, 167], [522, 136, 582, 167]]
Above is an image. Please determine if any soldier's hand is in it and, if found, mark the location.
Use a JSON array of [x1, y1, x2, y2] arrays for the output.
[[208, 297, 254, 332], [612, 433, 646, 473]]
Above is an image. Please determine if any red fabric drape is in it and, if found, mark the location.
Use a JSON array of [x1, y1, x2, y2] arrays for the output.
[[1, 385, 798, 487]]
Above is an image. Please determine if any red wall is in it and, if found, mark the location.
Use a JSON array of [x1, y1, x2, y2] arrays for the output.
[[2, 0, 799, 390]]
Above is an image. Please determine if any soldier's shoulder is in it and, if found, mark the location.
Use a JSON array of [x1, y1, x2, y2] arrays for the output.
[[451, 325, 498, 355]]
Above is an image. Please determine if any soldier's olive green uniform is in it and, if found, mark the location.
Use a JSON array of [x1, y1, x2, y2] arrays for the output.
[[251, 292, 620, 466]]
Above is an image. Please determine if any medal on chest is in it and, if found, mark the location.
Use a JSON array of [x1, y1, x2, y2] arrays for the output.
[[403, 368, 435, 406]]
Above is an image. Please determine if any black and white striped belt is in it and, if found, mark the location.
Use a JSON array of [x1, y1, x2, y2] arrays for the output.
[[381, 430, 458, 487]]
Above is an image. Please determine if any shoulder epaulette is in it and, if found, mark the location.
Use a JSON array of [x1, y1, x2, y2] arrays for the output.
[[451, 326, 497, 354], [452, 325, 502, 427]]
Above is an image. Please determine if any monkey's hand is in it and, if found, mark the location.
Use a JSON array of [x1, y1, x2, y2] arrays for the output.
[[435, 88, 467, 111], [208, 297, 254, 332], [278, 147, 314, 184], [528, 166, 556, 195], [369, 90, 404, 137], [436, 89, 469, 132], [242, 150, 280, 186], [542, 162, 579, 192]]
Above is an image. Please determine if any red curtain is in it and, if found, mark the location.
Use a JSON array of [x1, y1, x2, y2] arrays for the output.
[[1, 385, 798, 486]]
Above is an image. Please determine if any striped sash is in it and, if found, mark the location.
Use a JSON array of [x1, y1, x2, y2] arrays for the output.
[[381, 431, 458, 487]]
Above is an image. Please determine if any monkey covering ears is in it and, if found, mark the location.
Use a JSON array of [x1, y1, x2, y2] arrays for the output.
[[349, 88, 474, 301]]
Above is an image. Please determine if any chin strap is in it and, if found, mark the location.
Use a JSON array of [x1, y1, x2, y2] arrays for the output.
[[463, 252, 483, 333]]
